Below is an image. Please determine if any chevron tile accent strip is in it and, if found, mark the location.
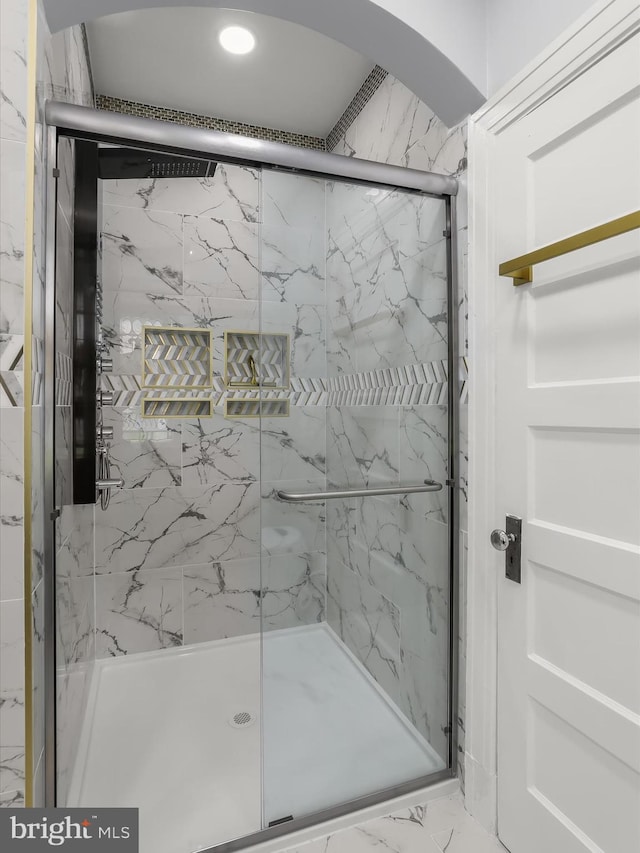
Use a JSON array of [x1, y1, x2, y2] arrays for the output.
[[143, 327, 212, 389], [33, 337, 45, 406], [55, 352, 72, 406], [102, 356, 467, 412], [0, 334, 24, 407]]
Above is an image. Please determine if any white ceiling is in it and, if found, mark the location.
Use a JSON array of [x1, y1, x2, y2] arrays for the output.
[[86, 7, 375, 138]]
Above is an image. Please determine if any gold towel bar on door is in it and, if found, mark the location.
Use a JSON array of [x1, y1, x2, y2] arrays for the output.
[[499, 210, 640, 285]]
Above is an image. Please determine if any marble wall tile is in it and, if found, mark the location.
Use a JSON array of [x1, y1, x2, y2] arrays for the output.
[[54, 404, 72, 508], [399, 405, 448, 524], [348, 75, 442, 168], [184, 217, 259, 300], [261, 479, 326, 556], [184, 553, 324, 644], [56, 574, 94, 671], [0, 407, 23, 601], [56, 136, 75, 232], [95, 568, 182, 658], [337, 518, 450, 759], [101, 205, 183, 295], [261, 225, 325, 305], [0, 788, 24, 807], [260, 406, 326, 482], [459, 403, 469, 533], [55, 209, 73, 358], [262, 553, 325, 630], [56, 504, 94, 580], [94, 483, 259, 573], [182, 417, 258, 487], [340, 73, 467, 180], [0, 748, 24, 799], [326, 189, 447, 374], [262, 171, 325, 229], [104, 407, 182, 489], [56, 661, 93, 806], [101, 291, 260, 376], [0, 0, 27, 142], [101, 165, 260, 222], [327, 406, 399, 488], [31, 580, 45, 770], [183, 559, 260, 644], [458, 531, 468, 789], [327, 560, 401, 702], [326, 71, 468, 773], [50, 28, 93, 107], [0, 599, 25, 751], [262, 300, 326, 378], [356, 492, 401, 574], [326, 497, 356, 570], [30, 407, 45, 590], [405, 121, 468, 177], [0, 138, 26, 335], [397, 521, 450, 761]]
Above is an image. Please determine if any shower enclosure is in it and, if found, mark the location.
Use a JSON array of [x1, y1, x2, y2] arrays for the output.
[[44, 102, 459, 853]]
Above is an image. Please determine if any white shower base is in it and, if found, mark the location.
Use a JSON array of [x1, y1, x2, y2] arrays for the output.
[[68, 623, 444, 853]]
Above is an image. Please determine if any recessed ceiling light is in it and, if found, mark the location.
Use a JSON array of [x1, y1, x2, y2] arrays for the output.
[[219, 26, 255, 55]]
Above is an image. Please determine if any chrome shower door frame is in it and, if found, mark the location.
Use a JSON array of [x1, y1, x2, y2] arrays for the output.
[[41, 104, 460, 850]]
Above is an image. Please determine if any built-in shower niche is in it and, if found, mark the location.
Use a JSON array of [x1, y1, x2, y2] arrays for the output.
[[224, 330, 290, 418], [141, 325, 213, 419], [143, 326, 213, 389]]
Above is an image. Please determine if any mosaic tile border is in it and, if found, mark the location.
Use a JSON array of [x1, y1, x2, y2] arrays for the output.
[[95, 65, 388, 153], [326, 65, 388, 151], [95, 95, 326, 151]]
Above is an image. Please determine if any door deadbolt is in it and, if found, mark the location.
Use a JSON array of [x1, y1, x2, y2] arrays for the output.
[[490, 515, 522, 583]]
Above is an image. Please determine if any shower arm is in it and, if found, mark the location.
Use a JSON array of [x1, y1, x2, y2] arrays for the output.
[[277, 480, 443, 502]]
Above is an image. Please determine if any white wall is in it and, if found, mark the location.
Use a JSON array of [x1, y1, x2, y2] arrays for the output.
[[486, 0, 597, 94], [42, 0, 487, 126]]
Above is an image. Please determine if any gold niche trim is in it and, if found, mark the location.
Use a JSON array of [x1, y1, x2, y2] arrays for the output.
[[224, 398, 290, 419], [223, 329, 290, 391], [141, 325, 213, 389], [141, 396, 213, 419]]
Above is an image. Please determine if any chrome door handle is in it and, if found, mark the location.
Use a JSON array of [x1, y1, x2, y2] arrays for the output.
[[491, 515, 522, 583], [490, 529, 515, 551]]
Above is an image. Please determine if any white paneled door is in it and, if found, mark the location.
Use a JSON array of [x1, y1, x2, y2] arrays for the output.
[[490, 29, 640, 853]]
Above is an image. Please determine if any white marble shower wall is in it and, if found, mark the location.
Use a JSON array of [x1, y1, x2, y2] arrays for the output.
[[94, 168, 327, 658], [36, 6, 96, 807], [0, 0, 94, 807], [325, 182, 450, 763], [326, 73, 468, 771]]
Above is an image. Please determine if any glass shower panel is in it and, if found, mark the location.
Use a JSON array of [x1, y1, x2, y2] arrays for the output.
[[53, 139, 266, 853], [259, 172, 450, 824]]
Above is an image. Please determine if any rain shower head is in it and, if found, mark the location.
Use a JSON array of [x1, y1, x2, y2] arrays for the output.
[[98, 147, 216, 179]]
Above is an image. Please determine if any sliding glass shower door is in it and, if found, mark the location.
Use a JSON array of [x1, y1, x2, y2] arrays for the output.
[[50, 129, 455, 853], [259, 170, 453, 824]]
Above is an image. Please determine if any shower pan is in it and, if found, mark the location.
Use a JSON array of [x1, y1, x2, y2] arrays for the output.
[[43, 102, 459, 853]]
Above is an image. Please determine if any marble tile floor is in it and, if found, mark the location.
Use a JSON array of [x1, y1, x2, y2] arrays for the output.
[[268, 792, 508, 853], [67, 623, 443, 853], [272, 792, 508, 853]]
